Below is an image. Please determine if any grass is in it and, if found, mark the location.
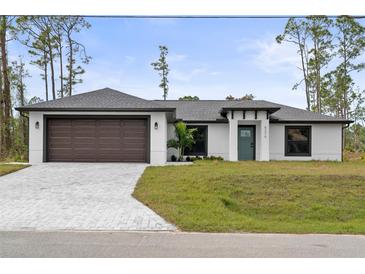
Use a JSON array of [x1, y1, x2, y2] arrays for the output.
[[0, 164, 29, 177], [133, 160, 365, 234]]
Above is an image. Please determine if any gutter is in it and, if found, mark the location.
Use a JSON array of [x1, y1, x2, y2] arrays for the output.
[[15, 107, 177, 113], [270, 119, 354, 124]]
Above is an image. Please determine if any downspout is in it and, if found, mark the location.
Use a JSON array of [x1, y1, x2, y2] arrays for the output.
[[342, 123, 351, 162]]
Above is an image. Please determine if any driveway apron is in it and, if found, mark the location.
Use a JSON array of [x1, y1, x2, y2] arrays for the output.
[[0, 163, 175, 231]]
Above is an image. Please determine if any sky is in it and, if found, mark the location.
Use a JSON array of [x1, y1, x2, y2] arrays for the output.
[[9, 17, 365, 109]]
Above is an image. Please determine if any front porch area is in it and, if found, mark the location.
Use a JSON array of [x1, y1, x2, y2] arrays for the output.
[[227, 109, 271, 161]]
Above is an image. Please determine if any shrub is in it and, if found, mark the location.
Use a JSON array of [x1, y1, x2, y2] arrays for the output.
[[171, 155, 177, 162], [203, 155, 224, 161], [191, 156, 203, 162]]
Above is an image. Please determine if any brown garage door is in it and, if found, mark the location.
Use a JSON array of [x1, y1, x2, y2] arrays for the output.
[[46, 118, 148, 162]]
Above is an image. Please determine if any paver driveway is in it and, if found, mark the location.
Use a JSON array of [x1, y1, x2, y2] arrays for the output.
[[0, 163, 175, 231]]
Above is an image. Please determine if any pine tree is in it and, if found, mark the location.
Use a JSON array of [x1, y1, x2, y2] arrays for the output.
[[334, 16, 365, 120], [276, 18, 311, 110], [151, 45, 169, 100], [11, 57, 30, 150], [60, 16, 91, 96], [0, 16, 15, 157], [306, 16, 334, 113]]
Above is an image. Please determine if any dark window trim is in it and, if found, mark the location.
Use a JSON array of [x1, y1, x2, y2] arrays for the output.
[[43, 115, 151, 163], [285, 125, 312, 157], [185, 125, 208, 156]]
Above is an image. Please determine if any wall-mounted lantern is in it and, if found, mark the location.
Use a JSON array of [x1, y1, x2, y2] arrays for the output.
[[35, 121, 40, 129], [154, 122, 158, 130]]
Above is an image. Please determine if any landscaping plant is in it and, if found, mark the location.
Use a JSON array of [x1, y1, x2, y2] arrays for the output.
[[167, 121, 197, 161]]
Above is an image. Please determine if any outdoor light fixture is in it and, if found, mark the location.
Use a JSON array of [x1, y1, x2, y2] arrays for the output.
[[35, 121, 40, 129], [154, 122, 158, 129]]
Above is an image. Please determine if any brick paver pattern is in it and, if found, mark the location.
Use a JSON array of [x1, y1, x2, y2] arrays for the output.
[[0, 163, 175, 231]]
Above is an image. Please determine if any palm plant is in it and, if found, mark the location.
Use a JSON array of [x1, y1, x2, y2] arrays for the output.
[[167, 122, 197, 161]]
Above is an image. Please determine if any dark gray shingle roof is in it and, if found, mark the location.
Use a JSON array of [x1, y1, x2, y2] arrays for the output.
[[155, 100, 279, 121], [16, 87, 352, 123], [16, 88, 174, 112], [261, 101, 352, 122], [156, 100, 351, 123]]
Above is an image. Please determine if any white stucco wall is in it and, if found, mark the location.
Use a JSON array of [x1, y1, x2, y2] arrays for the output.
[[28, 111, 168, 165], [166, 123, 229, 160], [29, 112, 44, 164], [207, 123, 229, 159], [269, 123, 343, 161], [29, 111, 344, 164]]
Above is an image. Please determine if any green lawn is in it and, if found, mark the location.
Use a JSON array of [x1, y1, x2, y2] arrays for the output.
[[133, 160, 365, 234], [0, 164, 28, 176]]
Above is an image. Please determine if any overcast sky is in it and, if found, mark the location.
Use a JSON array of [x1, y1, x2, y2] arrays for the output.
[[9, 17, 365, 109]]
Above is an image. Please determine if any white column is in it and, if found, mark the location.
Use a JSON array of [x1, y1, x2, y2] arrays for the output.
[[228, 111, 238, 161], [29, 112, 44, 164], [150, 112, 167, 165], [259, 113, 270, 161]]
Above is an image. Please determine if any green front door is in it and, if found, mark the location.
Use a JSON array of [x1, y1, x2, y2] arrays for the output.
[[238, 126, 255, 160]]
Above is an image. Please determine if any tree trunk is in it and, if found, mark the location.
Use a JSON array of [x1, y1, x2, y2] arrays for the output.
[[19, 75, 27, 144], [297, 31, 311, 111], [0, 16, 12, 156], [0, 55, 3, 157], [313, 40, 322, 113], [59, 37, 64, 98], [342, 33, 348, 120], [67, 31, 73, 96], [47, 34, 56, 100], [43, 50, 49, 101]]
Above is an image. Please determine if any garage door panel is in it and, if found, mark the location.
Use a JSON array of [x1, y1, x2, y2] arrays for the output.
[[72, 136, 97, 141], [48, 149, 74, 162], [47, 118, 148, 162], [48, 142, 73, 149], [72, 119, 95, 125], [122, 154, 146, 162], [124, 132, 146, 138], [49, 130, 72, 136], [49, 119, 71, 126], [98, 131, 121, 138]]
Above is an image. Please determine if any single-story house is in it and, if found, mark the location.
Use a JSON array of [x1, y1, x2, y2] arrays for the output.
[[16, 88, 353, 165]]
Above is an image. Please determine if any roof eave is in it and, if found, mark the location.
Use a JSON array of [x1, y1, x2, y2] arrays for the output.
[[15, 107, 176, 112], [220, 107, 281, 114], [174, 118, 229, 124], [269, 119, 354, 124]]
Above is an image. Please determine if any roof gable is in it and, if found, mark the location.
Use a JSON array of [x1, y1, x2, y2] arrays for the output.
[[16, 88, 174, 112]]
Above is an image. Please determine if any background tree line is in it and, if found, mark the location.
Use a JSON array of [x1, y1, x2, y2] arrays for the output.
[[276, 15, 365, 152], [0, 16, 91, 160], [1, 16, 364, 161]]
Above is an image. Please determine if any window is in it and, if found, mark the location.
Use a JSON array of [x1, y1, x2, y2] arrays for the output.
[[285, 126, 311, 156], [185, 126, 208, 156]]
